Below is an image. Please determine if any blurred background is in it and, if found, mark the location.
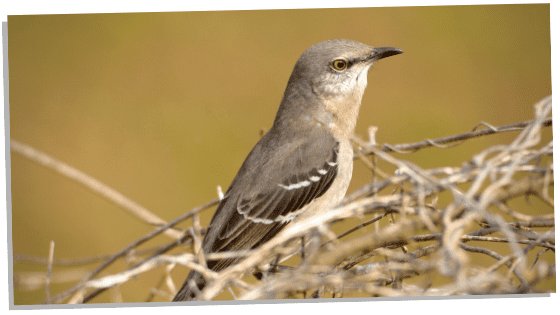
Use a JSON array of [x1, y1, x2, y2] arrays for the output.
[[8, 4, 552, 304]]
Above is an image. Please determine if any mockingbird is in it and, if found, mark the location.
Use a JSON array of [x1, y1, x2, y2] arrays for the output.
[[173, 39, 402, 301]]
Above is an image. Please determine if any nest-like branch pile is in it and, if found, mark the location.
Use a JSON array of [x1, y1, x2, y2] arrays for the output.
[[180, 96, 554, 300], [12, 96, 554, 303]]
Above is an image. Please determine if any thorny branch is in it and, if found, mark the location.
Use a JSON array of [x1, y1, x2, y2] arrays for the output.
[[12, 95, 554, 303]]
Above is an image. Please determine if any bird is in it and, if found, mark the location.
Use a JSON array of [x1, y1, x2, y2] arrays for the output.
[[172, 39, 402, 301]]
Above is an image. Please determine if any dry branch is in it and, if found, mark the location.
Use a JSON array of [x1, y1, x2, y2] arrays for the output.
[[12, 95, 554, 303]]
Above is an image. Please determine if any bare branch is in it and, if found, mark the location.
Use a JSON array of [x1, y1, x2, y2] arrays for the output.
[[10, 139, 184, 240], [18, 95, 554, 303]]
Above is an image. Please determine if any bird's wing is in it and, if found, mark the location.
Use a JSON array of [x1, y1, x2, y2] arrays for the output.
[[202, 127, 340, 270]]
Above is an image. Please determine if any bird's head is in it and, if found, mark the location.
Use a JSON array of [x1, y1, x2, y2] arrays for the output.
[[276, 39, 402, 137], [289, 39, 402, 101]]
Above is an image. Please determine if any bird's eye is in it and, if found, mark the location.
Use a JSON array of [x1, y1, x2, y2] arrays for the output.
[[331, 59, 348, 71]]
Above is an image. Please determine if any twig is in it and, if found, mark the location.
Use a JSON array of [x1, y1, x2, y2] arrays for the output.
[[10, 139, 183, 240], [381, 117, 552, 154], [44, 241, 55, 304], [44, 198, 219, 304]]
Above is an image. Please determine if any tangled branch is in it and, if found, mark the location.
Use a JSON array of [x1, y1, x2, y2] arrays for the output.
[[12, 95, 554, 303]]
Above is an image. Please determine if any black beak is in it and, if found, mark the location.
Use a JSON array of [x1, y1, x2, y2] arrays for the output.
[[369, 47, 403, 61]]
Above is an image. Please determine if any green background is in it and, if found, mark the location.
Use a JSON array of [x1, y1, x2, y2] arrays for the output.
[[8, 4, 552, 304]]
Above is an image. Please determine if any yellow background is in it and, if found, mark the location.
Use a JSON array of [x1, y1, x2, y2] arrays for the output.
[[8, 4, 552, 304]]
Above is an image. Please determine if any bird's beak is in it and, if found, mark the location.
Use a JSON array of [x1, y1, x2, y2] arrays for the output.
[[367, 47, 403, 62]]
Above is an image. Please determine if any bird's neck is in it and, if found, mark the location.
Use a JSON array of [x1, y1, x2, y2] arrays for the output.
[[320, 94, 363, 139], [274, 80, 365, 140], [312, 71, 368, 139]]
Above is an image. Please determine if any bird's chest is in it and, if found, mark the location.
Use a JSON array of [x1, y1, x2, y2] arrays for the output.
[[328, 139, 354, 203]]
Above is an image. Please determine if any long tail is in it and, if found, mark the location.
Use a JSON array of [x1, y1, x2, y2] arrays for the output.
[[172, 270, 206, 301]]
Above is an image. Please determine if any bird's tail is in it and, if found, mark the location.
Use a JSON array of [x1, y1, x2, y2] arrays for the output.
[[172, 270, 206, 302]]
